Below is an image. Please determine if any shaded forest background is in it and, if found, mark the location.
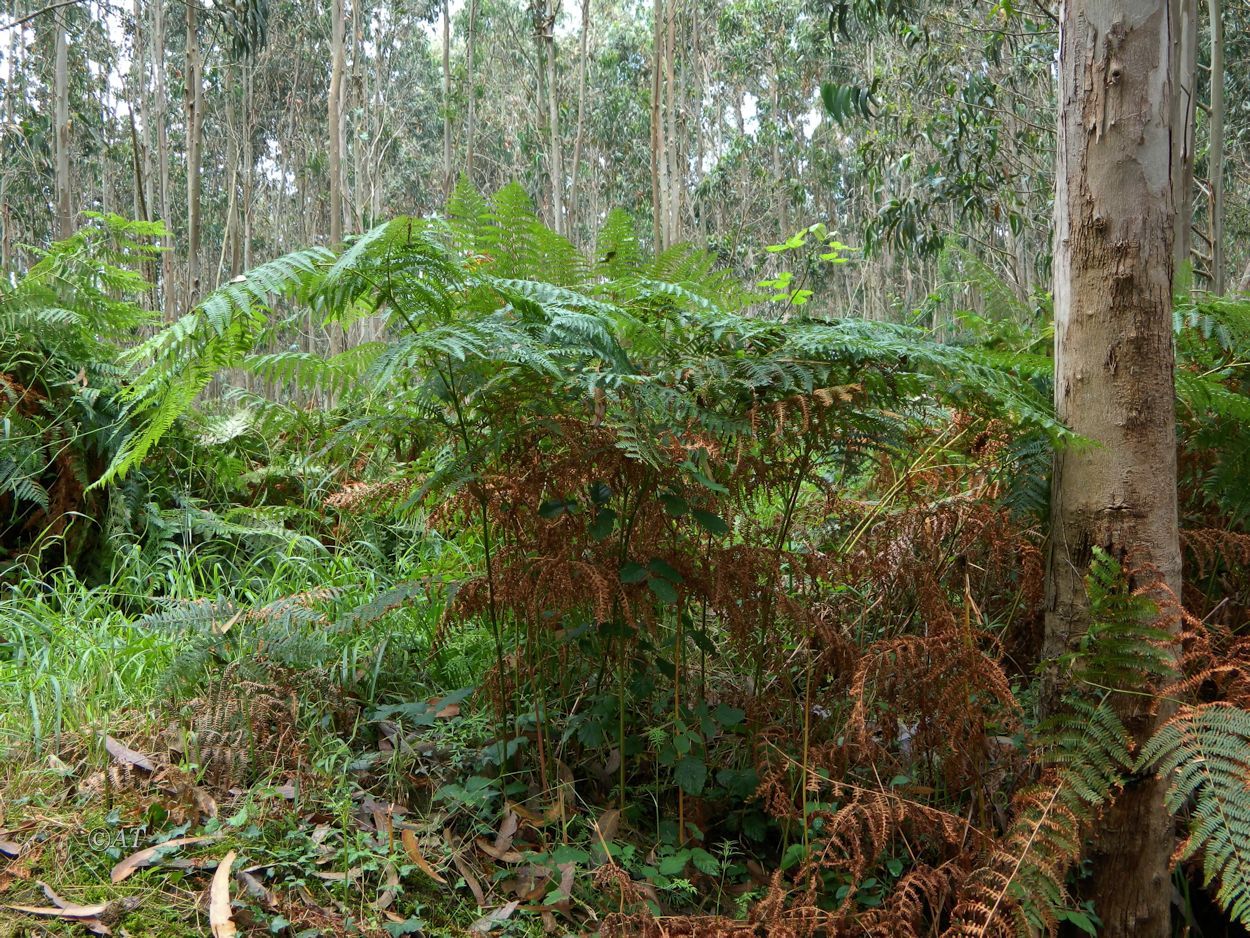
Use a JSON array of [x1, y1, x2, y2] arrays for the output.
[[6, 0, 1248, 324]]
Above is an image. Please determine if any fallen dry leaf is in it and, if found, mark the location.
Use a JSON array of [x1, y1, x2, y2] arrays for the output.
[[494, 811, 518, 853], [102, 735, 155, 773], [210, 850, 237, 938], [5, 901, 110, 918], [312, 867, 362, 882], [376, 861, 400, 909], [593, 807, 621, 844], [470, 899, 519, 933], [446, 830, 486, 905], [235, 869, 275, 911], [401, 828, 446, 884], [111, 834, 222, 883], [475, 836, 525, 864]]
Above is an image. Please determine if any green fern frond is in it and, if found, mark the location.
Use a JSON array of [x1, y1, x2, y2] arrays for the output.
[[1141, 705, 1250, 926]]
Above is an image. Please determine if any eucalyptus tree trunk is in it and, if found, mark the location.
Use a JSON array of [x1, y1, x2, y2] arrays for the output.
[[328, 0, 347, 248], [184, 0, 204, 307], [1207, 0, 1225, 293], [441, 0, 452, 201], [649, 0, 663, 253], [351, 0, 367, 231], [662, 0, 678, 246], [152, 0, 175, 317], [568, 0, 590, 240], [534, 0, 564, 235], [1, 0, 18, 266], [1044, 3, 1181, 935], [53, 17, 72, 239], [1170, 0, 1196, 276], [464, 0, 479, 182]]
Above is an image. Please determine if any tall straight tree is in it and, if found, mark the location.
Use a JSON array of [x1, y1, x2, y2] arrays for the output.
[[1207, 0, 1226, 292], [184, 0, 204, 308], [53, 14, 71, 239], [328, 0, 347, 248], [1045, 2, 1182, 935]]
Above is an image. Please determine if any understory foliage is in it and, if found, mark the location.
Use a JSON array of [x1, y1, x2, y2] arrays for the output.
[[5, 192, 1250, 935]]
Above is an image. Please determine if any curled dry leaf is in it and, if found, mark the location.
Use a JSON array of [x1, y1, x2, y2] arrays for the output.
[[593, 807, 620, 844], [401, 828, 446, 884], [235, 869, 275, 911], [210, 850, 237, 938], [494, 811, 518, 853], [446, 830, 486, 906], [506, 800, 562, 827], [475, 836, 524, 864], [110, 834, 222, 883], [33, 884, 134, 935], [469, 899, 519, 933], [376, 861, 401, 909], [101, 735, 155, 773]]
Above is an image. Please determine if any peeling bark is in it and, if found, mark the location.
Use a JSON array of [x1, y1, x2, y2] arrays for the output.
[[1045, 2, 1181, 935]]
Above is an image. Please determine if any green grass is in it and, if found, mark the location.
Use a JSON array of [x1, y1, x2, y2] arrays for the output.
[[0, 539, 533, 937]]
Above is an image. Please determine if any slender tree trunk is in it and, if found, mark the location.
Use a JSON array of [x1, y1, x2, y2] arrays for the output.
[[222, 62, 243, 282], [184, 0, 204, 307], [242, 64, 254, 271], [328, 0, 346, 247], [662, 0, 677, 246], [152, 0, 175, 317], [770, 75, 786, 238], [1170, 0, 1197, 278], [464, 0, 479, 183], [1, 0, 19, 267], [351, 0, 367, 230], [568, 0, 589, 240], [1207, 0, 1225, 293], [649, 0, 664, 253], [1045, 4, 1181, 936], [441, 0, 453, 200], [327, 0, 347, 359], [535, 0, 563, 235], [53, 16, 72, 239]]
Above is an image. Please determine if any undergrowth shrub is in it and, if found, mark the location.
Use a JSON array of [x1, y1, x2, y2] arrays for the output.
[[7, 193, 1250, 935]]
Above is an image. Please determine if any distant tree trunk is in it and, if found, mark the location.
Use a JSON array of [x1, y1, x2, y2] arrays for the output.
[[1045, 3, 1181, 937], [663, 0, 678, 246], [54, 16, 72, 239], [770, 75, 786, 238], [464, 0, 479, 183], [351, 0, 367, 230], [1207, 0, 1225, 293], [328, 0, 347, 357], [441, 0, 453, 201], [329, 0, 347, 249], [222, 62, 243, 282], [534, 0, 564, 235], [152, 0, 175, 317], [184, 0, 204, 307], [1, 0, 18, 267], [649, 0, 664, 253], [241, 64, 254, 271], [1171, 0, 1197, 277], [568, 0, 590, 239], [131, 0, 154, 226]]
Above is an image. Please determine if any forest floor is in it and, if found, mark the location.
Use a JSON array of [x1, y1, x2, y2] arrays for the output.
[[0, 714, 517, 937], [0, 570, 584, 938]]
